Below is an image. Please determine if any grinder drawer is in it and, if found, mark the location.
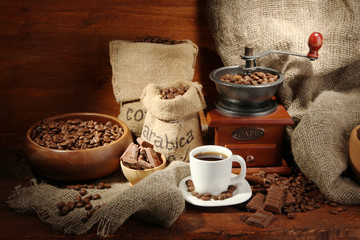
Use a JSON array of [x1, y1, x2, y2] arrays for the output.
[[225, 143, 280, 167]]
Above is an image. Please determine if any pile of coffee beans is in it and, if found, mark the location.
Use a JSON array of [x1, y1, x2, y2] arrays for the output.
[[220, 72, 279, 85], [247, 169, 346, 218], [57, 183, 111, 222], [185, 179, 237, 201], [160, 85, 189, 99], [135, 36, 185, 45], [31, 119, 124, 150]]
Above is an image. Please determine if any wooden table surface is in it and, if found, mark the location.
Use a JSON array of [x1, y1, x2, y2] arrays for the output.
[[1, 151, 360, 240]]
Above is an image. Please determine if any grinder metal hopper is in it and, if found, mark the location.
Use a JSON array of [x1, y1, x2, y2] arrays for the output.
[[209, 32, 323, 117]]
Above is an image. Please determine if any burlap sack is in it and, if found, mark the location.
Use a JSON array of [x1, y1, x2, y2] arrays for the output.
[[7, 161, 190, 236], [141, 80, 206, 162], [208, 0, 360, 204], [117, 101, 146, 137], [110, 40, 198, 137]]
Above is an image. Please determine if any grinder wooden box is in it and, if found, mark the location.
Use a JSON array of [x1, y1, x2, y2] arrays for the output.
[[206, 105, 294, 174]]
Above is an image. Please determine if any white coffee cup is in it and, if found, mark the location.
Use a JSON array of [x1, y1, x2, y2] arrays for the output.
[[189, 145, 247, 196]]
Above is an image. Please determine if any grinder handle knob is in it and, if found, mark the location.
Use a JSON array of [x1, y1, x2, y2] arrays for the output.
[[307, 32, 323, 59]]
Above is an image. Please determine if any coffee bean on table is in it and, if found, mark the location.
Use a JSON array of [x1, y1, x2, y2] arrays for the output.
[[287, 212, 297, 219]]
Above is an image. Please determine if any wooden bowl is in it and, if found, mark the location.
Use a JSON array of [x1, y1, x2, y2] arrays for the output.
[[24, 112, 133, 181], [120, 154, 167, 185], [349, 124, 360, 183]]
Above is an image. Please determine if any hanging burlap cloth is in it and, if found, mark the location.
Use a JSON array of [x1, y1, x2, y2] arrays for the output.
[[207, 0, 360, 204], [7, 161, 190, 236]]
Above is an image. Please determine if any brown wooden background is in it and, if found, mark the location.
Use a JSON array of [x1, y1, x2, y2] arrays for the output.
[[0, 0, 222, 153]]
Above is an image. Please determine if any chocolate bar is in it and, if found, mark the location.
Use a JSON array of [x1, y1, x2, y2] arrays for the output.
[[136, 137, 154, 148], [144, 147, 162, 167], [283, 190, 296, 207], [245, 210, 274, 228], [263, 185, 285, 214], [246, 193, 265, 212]]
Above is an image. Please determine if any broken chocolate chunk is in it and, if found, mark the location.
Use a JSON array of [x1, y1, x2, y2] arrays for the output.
[[245, 210, 274, 228], [136, 137, 154, 148], [246, 193, 265, 212], [263, 185, 285, 214]]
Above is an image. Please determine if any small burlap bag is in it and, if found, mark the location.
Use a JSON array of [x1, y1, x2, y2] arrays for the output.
[[110, 39, 198, 137], [141, 80, 206, 162], [7, 161, 190, 236], [208, 0, 360, 204]]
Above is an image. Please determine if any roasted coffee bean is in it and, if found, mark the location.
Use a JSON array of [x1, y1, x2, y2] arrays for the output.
[[76, 202, 84, 208], [74, 195, 82, 203], [93, 194, 101, 200], [337, 206, 346, 212], [330, 210, 339, 215], [160, 85, 189, 99], [330, 202, 339, 207], [96, 182, 105, 189], [85, 203, 93, 210], [201, 196, 211, 201], [287, 213, 297, 219], [79, 189, 87, 196], [87, 184, 95, 189], [31, 119, 123, 150], [187, 185, 195, 192], [83, 197, 91, 204], [104, 183, 111, 189], [134, 36, 185, 45], [220, 72, 279, 85]]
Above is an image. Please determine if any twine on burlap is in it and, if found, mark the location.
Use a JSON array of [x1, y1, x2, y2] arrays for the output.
[[7, 161, 190, 236], [207, 0, 360, 204]]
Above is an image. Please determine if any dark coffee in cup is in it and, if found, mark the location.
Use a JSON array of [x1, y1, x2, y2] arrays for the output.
[[194, 152, 228, 161]]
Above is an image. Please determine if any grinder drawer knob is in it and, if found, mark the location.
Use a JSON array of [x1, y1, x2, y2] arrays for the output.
[[246, 155, 255, 163], [307, 32, 323, 59]]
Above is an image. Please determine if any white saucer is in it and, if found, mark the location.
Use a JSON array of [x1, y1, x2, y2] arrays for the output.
[[179, 174, 252, 207]]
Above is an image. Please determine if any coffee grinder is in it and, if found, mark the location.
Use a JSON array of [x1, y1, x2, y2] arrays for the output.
[[206, 32, 323, 175]]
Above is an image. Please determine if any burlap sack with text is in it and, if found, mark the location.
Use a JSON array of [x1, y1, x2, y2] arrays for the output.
[[141, 80, 206, 162], [208, 0, 360, 204], [7, 161, 190, 236], [110, 40, 198, 137]]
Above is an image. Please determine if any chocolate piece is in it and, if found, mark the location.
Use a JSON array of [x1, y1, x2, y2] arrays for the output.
[[263, 185, 285, 214], [245, 210, 274, 228], [136, 138, 154, 148], [246, 193, 265, 212], [131, 143, 139, 159], [144, 147, 162, 167], [138, 159, 153, 169], [120, 143, 136, 160], [283, 191, 296, 207]]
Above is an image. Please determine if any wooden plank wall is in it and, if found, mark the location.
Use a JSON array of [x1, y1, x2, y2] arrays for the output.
[[0, 0, 223, 151]]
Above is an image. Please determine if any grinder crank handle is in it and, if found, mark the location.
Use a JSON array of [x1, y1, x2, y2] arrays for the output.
[[307, 32, 323, 59], [241, 32, 324, 65]]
